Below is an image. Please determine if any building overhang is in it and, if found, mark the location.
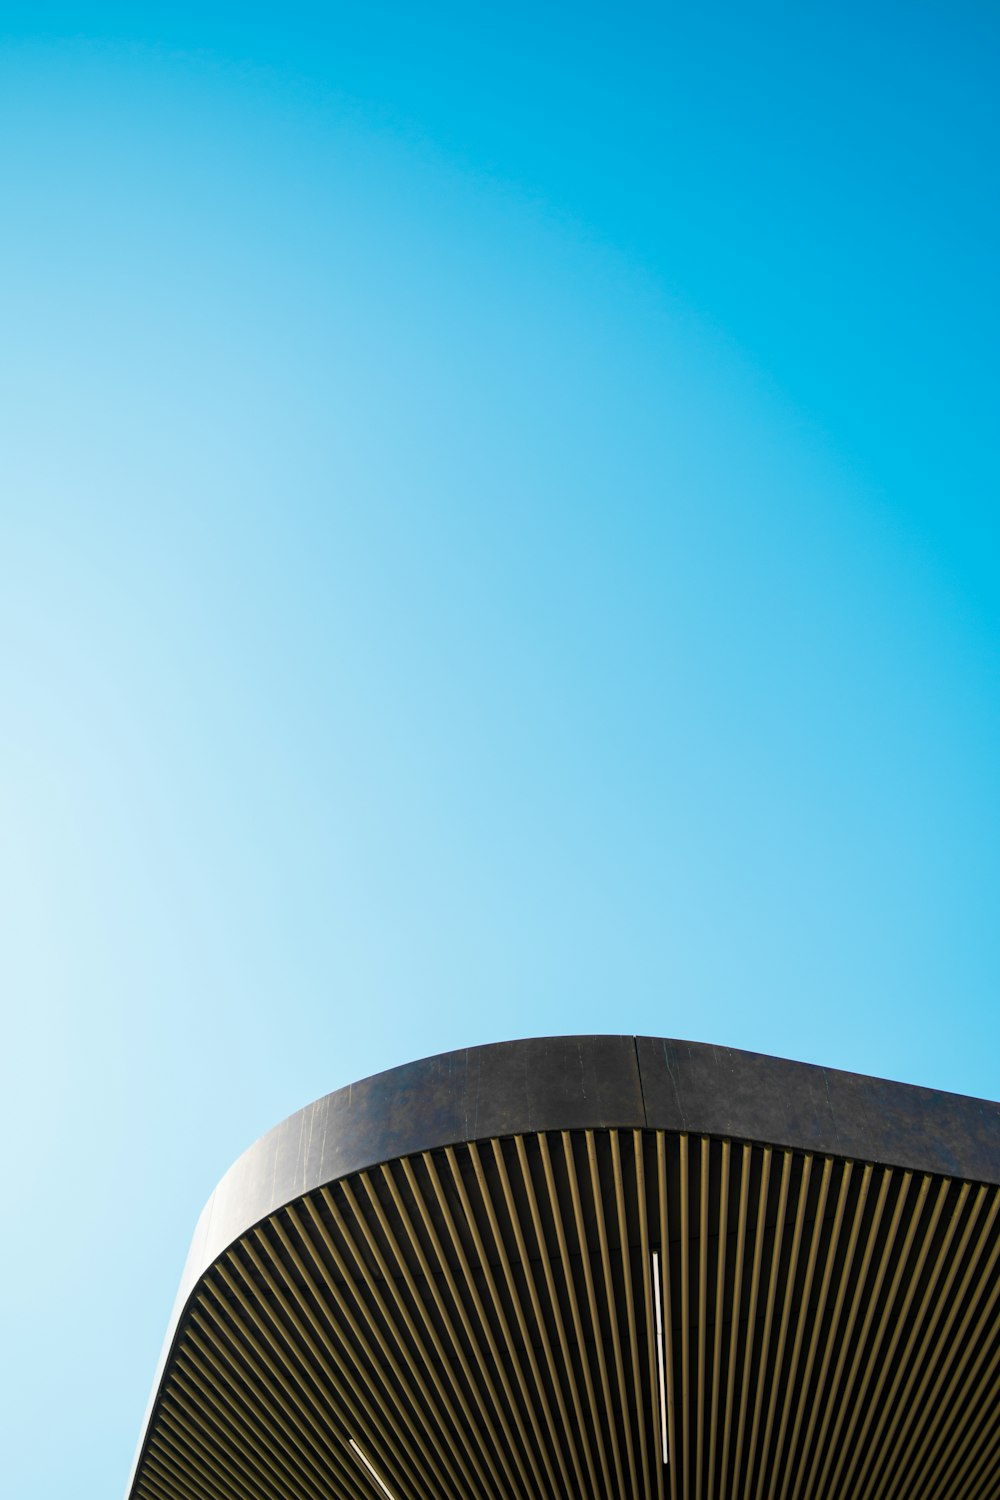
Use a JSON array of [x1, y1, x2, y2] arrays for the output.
[[126, 1036, 1000, 1500]]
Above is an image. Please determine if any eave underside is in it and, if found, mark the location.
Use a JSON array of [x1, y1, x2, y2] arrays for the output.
[[132, 1128, 1000, 1500]]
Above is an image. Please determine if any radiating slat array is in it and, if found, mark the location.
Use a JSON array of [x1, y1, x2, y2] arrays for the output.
[[132, 1130, 1000, 1500]]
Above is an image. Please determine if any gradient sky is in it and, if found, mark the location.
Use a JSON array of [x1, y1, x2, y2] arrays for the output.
[[1, 5, 998, 1495]]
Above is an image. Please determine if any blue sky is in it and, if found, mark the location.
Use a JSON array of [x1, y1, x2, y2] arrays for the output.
[[1, 5, 997, 1494]]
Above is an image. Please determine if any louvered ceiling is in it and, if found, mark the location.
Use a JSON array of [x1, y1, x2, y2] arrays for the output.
[[130, 1127, 1000, 1500]]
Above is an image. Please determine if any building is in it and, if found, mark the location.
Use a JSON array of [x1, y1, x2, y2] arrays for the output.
[[126, 1036, 1000, 1500]]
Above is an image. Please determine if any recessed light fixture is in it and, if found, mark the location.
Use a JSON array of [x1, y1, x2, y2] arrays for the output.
[[651, 1249, 669, 1464], [349, 1438, 398, 1499]]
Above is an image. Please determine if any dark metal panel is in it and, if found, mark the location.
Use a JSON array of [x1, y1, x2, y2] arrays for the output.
[[192, 1035, 643, 1286], [636, 1037, 1000, 1186]]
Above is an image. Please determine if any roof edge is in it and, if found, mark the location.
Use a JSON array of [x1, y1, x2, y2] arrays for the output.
[[126, 1034, 1000, 1496]]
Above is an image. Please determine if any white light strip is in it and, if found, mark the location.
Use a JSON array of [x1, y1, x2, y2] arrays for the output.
[[349, 1438, 398, 1499], [651, 1249, 669, 1464]]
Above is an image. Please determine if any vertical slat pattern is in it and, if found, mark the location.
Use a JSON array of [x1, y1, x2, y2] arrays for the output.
[[706, 1137, 730, 1500], [657, 1130, 680, 1500], [742, 1150, 792, 1500], [590, 1130, 638, 1500], [766, 1155, 832, 1500], [132, 1130, 1000, 1500], [563, 1132, 625, 1496], [756, 1153, 811, 1493], [612, 1130, 651, 1500], [635, 1128, 665, 1500], [720, 1141, 752, 1499], [732, 1145, 773, 1494], [490, 1138, 588, 1498], [695, 1135, 709, 1500], [537, 1133, 611, 1497], [678, 1133, 690, 1500]]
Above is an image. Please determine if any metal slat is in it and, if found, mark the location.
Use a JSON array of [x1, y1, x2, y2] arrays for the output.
[[612, 1130, 652, 1500], [878, 1185, 1000, 1500], [777, 1158, 853, 1500], [168, 1374, 301, 1500], [473, 1134, 575, 1500], [965, 1419, 1000, 1500], [518, 1132, 602, 1500], [765, 1155, 832, 1500], [154, 1413, 259, 1500], [138, 1455, 206, 1500], [143, 1441, 218, 1500], [786, 1161, 871, 1500], [706, 1138, 731, 1500], [298, 1194, 478, 1496], [694, 1135, 708, 1500], [240, 1231, 430, 1500], [819, 1172, 930, 1499], [810, 1169, 912, 1498], [278, 1205, 460, 1498], [492, 1137, 591, 1499], [207, 1262, 370, 1498], [131, 1127, 1000, 1500], [755, 1153, 811, 1496], [732, 1145, 773, 1493], [864, 1187, 970, 1495], [635, 1129, 666, 1500], [678, 1133, 691, 1500], [587, 1129, 639, 1499], [657, 1131, 681, 1500], [418, 1150, 546, 1500], [564, 1131, 626, 1497], [538, 1132, 614, 1499], [194, 1285, 359, 1497], [719, 1141, 752, 1500], [741, 1150, 792, 1500], [862, 1180, 980, 1500], [332, 1178, 498, 1497], [173, 1354, 316, 1500], [929, 1336, 1000, 1500], [826, 1173, 948, 1500], [458, 1140, 563, 1494], [185, 1320, 344, 1499], [800, 1165, 895, 1500], [378, 1158, 518, 1496]]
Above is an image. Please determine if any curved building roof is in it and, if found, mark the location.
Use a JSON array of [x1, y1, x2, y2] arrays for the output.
[[126, 1036, 1000, 1500]]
